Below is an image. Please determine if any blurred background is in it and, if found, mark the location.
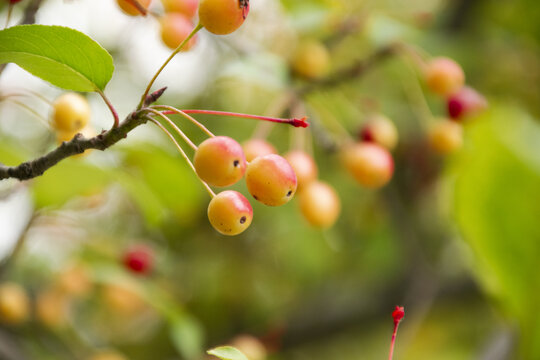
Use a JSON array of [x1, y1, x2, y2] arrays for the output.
[[0, 0, 539, 359]]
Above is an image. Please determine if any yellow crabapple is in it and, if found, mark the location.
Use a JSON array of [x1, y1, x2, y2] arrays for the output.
[[428, 119, 463, 154], [284, 150, 318, 191], [298, 180, 340, 228], [198, 0, 250, 35], [51, 92, 91, 132], [242, 139, 277, 162], [159, 13, 198, 50], [359, 114, 398, 151], [116, 0, 152, 16], [424, 57, 465, 96], [342, 142, 394, 189], [207, 190, 253, 235], [161, 0, 198, 18], [0, 283, 30, 325]]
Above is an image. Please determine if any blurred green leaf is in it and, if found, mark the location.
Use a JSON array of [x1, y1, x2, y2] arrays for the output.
[[207, 346, 249, 360], [451, 105, 540, 358], [170, 314, 204, 360], [32, 159, 112, 207], [0, 25, 114, 91]]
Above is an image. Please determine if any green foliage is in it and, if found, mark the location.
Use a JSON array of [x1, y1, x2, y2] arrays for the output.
[[452, 106, 540, 358], [207, 346, 249, 360], [0, 25, 113, 92]]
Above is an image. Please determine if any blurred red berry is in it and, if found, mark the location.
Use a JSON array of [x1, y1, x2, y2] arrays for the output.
[[447, 86, 487, 120], [123, 245, 154, 274]]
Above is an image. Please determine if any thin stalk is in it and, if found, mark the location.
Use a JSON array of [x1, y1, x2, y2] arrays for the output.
[[151, 105, 215, 138], [173, 109, 309, 128], [145, 108, 197, 150], [148, 117, 215, 198], [2, 89, 53, 105], [97, 89, 120, 128], [389, 306, 405, 360], [5, 4, 13, 29], [125, 0, 148, 15], [6, 98, 50, 128], [252, 92, 295, 139], [138, 23, 203, 110]]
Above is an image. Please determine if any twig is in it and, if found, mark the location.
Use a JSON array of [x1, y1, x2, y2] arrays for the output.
[[0, 110, 149, 181]]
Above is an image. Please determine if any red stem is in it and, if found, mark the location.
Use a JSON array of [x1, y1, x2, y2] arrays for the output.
[[164, 109, 309, 128], [389, 306, 404, 360], [388, 322, 399, 360]]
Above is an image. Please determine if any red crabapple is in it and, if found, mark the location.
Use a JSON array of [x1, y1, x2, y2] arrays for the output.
[[284, 150, 318, 191], [160, 13, 198, 50], [359, 114, 398, 151], [245, 154, 297, 206], [123, 245, 154, 274], [198, 0, 249, 35], [207, 190, 253, 235], [161, 0, 198, 18], [242, 139, 277, 162], [51, 92, 91, 132], [424, 57, 465, 96], [342, 142, 394, 189], [116, 0, 152, 16], [194, 136, 247, 187], [428, 119, 463, 154], [298, 181, 340, 228], [447, 86, 487, 120]]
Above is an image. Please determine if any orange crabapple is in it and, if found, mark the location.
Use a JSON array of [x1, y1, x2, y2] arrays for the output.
[[198, 0, 249, 35], [298, 180, 340, 228], [161, 0, 198, 18], [359, 114, 398, 151], [0, 283, 30, 325], [284, 150, 318, 191], [159, 13, 198, 50], [231, 335, 267, 360], [424, 57, 465, 96], [245, 154, 297, 206], [194, 136, 247, 187], [342, 142, 394, 189], [207, 190, 253, 235], [242, 138, 277, 162], [428, 119, 463, 154], [116, 0, 152, 16], [51, 92, 91, 132]]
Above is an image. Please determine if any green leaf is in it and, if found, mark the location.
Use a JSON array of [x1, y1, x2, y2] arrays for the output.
[[207, 346, 249, 360], [0, 25, 114, 91], [170, 314, 204, 360], [451, 105, 540, 358]]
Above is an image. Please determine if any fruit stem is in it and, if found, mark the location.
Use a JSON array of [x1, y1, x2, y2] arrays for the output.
[[151, 105, 215, 138], [1, 89, 53, 105], [5, 98, 50, 128], [167, 109, 310, 128], [145, 108, 197, 150], [147, 117, 216, 198], [388, 306, 405, 360], [125, 0, 148, 16], [138, 23, 203, 110], [97, 89, 120, 128]]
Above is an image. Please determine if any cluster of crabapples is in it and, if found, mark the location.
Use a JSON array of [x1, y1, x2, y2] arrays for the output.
[[115, 0, 249, 50], [423, 57, 487, 154]]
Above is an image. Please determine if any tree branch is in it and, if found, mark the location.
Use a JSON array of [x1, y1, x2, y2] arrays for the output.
[[297, 44, 398, 96], [0, 111, 149, 181]]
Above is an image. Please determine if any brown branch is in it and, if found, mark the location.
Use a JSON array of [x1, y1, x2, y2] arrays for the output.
[[296, 44, 398, 96], [0, 111, 149, 181]]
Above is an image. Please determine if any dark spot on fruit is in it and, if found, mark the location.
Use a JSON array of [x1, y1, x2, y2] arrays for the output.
[[286, 190, 292, 196], [253, 195, 258, 200], [233, 160, 240, 167], [240, 216, 246, 224]]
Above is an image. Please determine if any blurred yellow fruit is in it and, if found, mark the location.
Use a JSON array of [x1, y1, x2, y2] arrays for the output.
[[298, 181, 340, 228], [56, 264, 93, 297], [36, 288, 70, 328], [0, 283, 30, 325], [51, 92, 91, 132], [292, 40, 330, 79], [428, 119, 463, 155], [231, 334, 267, 360]]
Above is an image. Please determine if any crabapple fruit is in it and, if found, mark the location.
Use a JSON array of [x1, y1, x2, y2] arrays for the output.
[[242, 139, 277, 162], [245, 154, 297, 206], [207, 190, 253, 235], [0, 283, 29, 325], [56, 264, 93, 297], [198, 0, 249, 35], [231, 335, 267, 360], [359, 114, 398, 151], [194, 136, 247, 187], [116, 0, 152, 16], [88, 351, 128, 360], [284, 150, 318, 191], [298, 181, 340, 228], [424, 57, 465, 96], [160, 13, 198, 50], [292, 40, 330, 79], [428, 119, 463, 154], [123, 245, 154, 274], [342, 142, 394, 189], [51, 92, 91, 132], [161, 0, 198, 17], [36, 288, 70, 329], [447, 86, 488, 120]]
